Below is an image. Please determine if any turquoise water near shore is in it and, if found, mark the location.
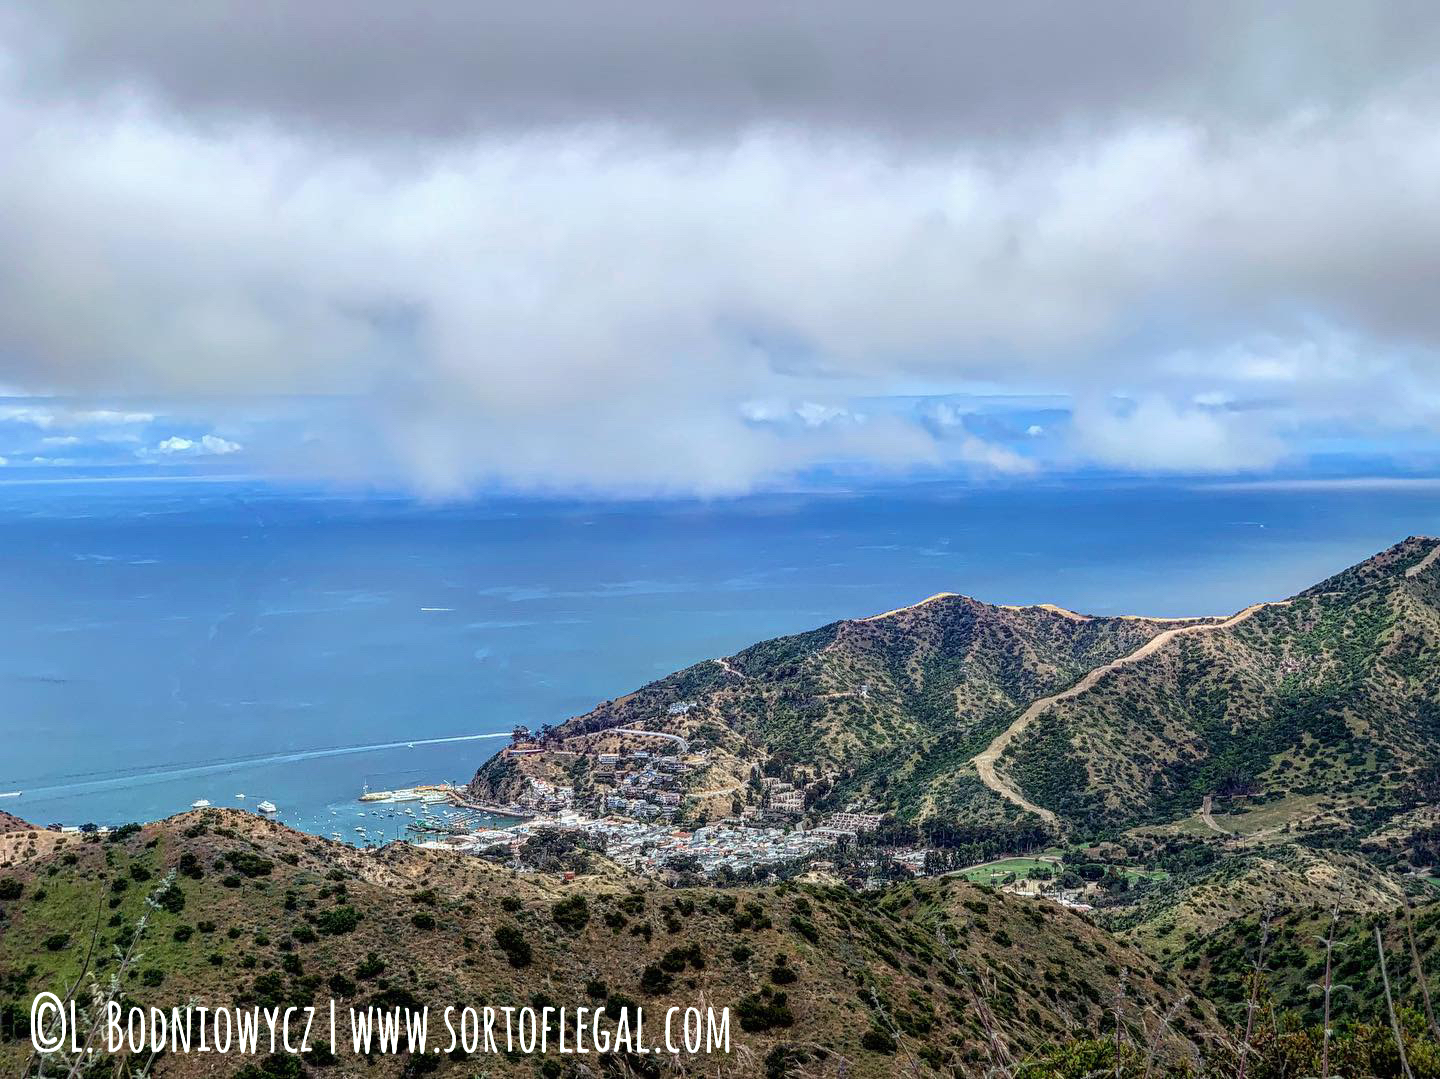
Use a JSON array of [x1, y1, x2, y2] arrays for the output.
[[1, 474, 1436, 838]]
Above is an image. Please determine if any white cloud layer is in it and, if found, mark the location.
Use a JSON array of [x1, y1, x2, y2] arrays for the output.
[[148, 434, 243, 458], [1, 7, 1439, 492]]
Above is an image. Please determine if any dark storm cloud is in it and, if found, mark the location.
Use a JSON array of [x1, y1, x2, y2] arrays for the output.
[[10, 1, 1440, 141]]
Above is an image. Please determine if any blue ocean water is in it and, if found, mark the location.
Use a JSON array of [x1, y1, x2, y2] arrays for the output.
[[1, 474, 1436, 837]]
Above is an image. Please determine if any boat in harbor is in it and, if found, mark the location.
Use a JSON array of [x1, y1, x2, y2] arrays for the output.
[[191, 799, 211, 809], [256, 800, 278, 814]]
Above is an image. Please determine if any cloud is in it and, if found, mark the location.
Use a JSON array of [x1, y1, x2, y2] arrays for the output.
[[0, 7, 1438, 491], [1072, 396, 1284, 473], [10, 3, 1440, 143], [0, 404, 155, 429], [147, 434, 242, 457]]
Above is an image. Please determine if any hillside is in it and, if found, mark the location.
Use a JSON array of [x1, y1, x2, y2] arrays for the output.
[[999, 537, 1440, 836], [0, 810, 1207, 1078], [473, 596, 1192, 836], [0, 810, 34, 834], [475, 538, 1440, 849]]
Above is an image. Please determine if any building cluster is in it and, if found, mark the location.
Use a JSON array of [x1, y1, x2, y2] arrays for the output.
[[516, 777, 575, 813], [593, 748, 694, 819]]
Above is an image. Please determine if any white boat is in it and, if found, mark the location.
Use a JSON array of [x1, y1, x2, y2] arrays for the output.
[[235, 793, 245, 799], [0, 791, 21, 798], [256, 800, 278, 814], [191, 799, 211, 809]]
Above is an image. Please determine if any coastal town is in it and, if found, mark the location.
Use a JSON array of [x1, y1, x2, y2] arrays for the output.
[[368, 729, 1134, 911]]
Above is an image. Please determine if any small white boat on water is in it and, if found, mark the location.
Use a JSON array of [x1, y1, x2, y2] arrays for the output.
[[191, 799, 211, 809], [256, 800, 278, 814], [0, 791, 21, 798], [235, 793, 245, 800]]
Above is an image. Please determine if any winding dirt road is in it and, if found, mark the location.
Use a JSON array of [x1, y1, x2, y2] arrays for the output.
[[1405, 540, 1440, 578], [971, 600, 1289, 828]]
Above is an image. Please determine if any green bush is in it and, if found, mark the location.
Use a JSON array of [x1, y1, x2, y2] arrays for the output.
[[224, 851, 274, 878], [494, 925, 532, 968], [315, 906, 360, 936], [639, 964, 672, 994], [861, 1028, 897, 1054], [551, 895, 590, 932], [153, 883, 186, 914], [737, 991, 794, 1033]]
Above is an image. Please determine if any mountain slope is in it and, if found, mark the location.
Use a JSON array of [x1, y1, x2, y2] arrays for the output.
[[999, 537, 1440, 835], [474, 595, 1192, 830], [0, 810, 1208, 1078], [475, 538, 1440, 847]]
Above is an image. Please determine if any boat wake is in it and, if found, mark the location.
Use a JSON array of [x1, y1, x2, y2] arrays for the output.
[[4, 732, 510, 801]]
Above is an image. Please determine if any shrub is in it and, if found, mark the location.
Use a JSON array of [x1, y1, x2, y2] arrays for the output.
[[861, 1028, 897, 1054], [552, 895, 590, 933], [177, 853, 204, 880], [355, 952, 385, 979], [173, 925, 194, 943], [737, 991, 794, 1032], [232, 1054, 304, 1079], [411, 911, 436, 930], [153, 882, 186, 914], [224, 851, 274, 878], [789, 915, 819, 944], [640, 964, 673, 994], [494, 925, 532, 968], [42, 933, 70, 952], [141, 969, 165, 987], [315, 906, 360, 936], [328, 973, 356, 997]]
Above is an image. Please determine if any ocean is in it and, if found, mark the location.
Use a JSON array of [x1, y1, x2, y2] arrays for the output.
[[1, 474, 1436, 839]]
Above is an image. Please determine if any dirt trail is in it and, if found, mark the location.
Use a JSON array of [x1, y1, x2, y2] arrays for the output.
[[1405, 541, 1440, 578], [1200, 794, 1233, 836], [858, 592, 961, 622], [971, 599, 1289, 828], [714, 657, 749, 680]]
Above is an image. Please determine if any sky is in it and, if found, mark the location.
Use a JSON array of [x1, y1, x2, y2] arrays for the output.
[[2, 3, 1440, 495]]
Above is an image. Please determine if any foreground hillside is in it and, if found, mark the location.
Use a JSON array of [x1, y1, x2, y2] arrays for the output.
[[0, 811, 1206, 1078]]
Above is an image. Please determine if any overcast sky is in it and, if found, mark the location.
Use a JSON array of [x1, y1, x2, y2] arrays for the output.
[[2, 3, 1439, 494]]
